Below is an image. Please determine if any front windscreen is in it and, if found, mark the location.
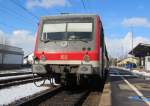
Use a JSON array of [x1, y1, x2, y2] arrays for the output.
[[41, 22, 93, 41], [67, 23, 92, 40], [42, 23, 66, 40]]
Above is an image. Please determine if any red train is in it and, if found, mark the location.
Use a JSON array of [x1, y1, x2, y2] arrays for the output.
[[32, 14, 109, 86]]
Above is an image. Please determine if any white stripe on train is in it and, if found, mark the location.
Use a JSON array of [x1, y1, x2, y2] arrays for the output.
[[39, 60, 100, 67]]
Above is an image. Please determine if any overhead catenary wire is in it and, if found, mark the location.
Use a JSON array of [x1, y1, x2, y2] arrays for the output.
[[0, 0, 38, 30], [0, 21, 17, 30], [0, 5, 36, 25], [81, 0, 86, 11], [10, 0, 39, 20]]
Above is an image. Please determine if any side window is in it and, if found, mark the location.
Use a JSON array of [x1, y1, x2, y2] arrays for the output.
[[148, 57, 150, 62]]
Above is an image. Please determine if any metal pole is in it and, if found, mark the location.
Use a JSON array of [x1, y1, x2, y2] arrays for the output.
[[131, 26, 134, 70]]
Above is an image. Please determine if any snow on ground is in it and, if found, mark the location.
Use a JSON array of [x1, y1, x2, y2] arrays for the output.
[[116, 67, 150, 78], [0, 79, 59, 105], [0, 68, 32, 74], [132, 70, 150, 77]]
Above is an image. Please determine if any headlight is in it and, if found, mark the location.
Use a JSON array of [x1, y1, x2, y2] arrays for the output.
[[40, 55, 46, 61], [34, 59, 39, 64], [83, 55, 90, 62], [33, 56, 39, 64]]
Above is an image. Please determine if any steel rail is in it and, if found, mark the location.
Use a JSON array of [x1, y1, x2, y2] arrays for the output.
[[0, 72, 32, 77], [0, 75, 41, 89], [10, 86, 63, 106]]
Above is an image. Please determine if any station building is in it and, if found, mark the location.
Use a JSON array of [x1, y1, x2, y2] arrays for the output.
[[129, 43, 150, 72], [117, 56, 139, 68], [0, 44, 24, 68]]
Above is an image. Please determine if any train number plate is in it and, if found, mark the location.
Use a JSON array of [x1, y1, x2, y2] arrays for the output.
[[60, 54, 68, 60]]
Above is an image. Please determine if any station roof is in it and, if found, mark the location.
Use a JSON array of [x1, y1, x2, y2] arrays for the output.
[[129, 43, 150, 57], [0, 44, 24, 54]]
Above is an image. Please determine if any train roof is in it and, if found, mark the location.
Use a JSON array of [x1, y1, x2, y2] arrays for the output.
[[40, 14, 99, 20]]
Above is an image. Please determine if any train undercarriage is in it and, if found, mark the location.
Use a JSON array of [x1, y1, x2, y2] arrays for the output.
[[32, 64, 103, 87]]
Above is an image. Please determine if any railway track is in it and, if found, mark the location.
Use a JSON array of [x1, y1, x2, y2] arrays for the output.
[[0, 72, 32, 77], [1, 71, 107, 106], [37, 86, 90, 106], [10, 86, 63, 106], [10, 86, 90, 106], [0, 73, 42, 89], [8, 80, 105, 106]]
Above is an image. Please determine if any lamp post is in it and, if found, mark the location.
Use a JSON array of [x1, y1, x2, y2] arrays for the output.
[[131, 26, 134, 70]]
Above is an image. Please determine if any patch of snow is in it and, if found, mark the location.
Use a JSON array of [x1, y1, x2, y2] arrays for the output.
[[50, 78, 60, 86], [132, 69, 150, 78], [117, 67, 150, 78], [145, 73, 150, 77], [0, 78, 60, 105], [0, 80, 51, 105]]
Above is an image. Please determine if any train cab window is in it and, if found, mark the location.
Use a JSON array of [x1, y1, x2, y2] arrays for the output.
[[41, 22, 93, 41], [42, 23, 66, 41], [67, 23, 93, 41]]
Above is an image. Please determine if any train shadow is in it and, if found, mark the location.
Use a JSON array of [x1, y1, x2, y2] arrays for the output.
[[63, 76, 107, 95]]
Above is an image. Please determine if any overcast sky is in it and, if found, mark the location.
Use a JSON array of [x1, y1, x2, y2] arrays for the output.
[[0, 0, 150, 57]]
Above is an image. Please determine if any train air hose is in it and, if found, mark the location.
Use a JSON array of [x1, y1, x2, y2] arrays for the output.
[[31, 65, 46, 87]]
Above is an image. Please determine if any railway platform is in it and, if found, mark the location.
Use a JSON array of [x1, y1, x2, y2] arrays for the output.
[[100, 67, 150, 106]]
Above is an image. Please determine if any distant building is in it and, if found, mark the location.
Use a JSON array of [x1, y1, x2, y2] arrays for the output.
[[0, 44, 24, 68], [117, 56, 139, 68], [129, 43, 150, 71]]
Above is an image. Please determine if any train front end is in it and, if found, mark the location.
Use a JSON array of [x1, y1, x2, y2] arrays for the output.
[[33, 15, 101, 85]]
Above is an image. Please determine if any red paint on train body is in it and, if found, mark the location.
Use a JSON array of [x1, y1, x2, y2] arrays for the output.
[[34, 16, 101, 62]]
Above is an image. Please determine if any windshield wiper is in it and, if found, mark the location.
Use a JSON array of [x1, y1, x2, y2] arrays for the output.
[[67, 39, 88, 43], [41, 39, 51, 43], [79, 39, 88, 43]]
